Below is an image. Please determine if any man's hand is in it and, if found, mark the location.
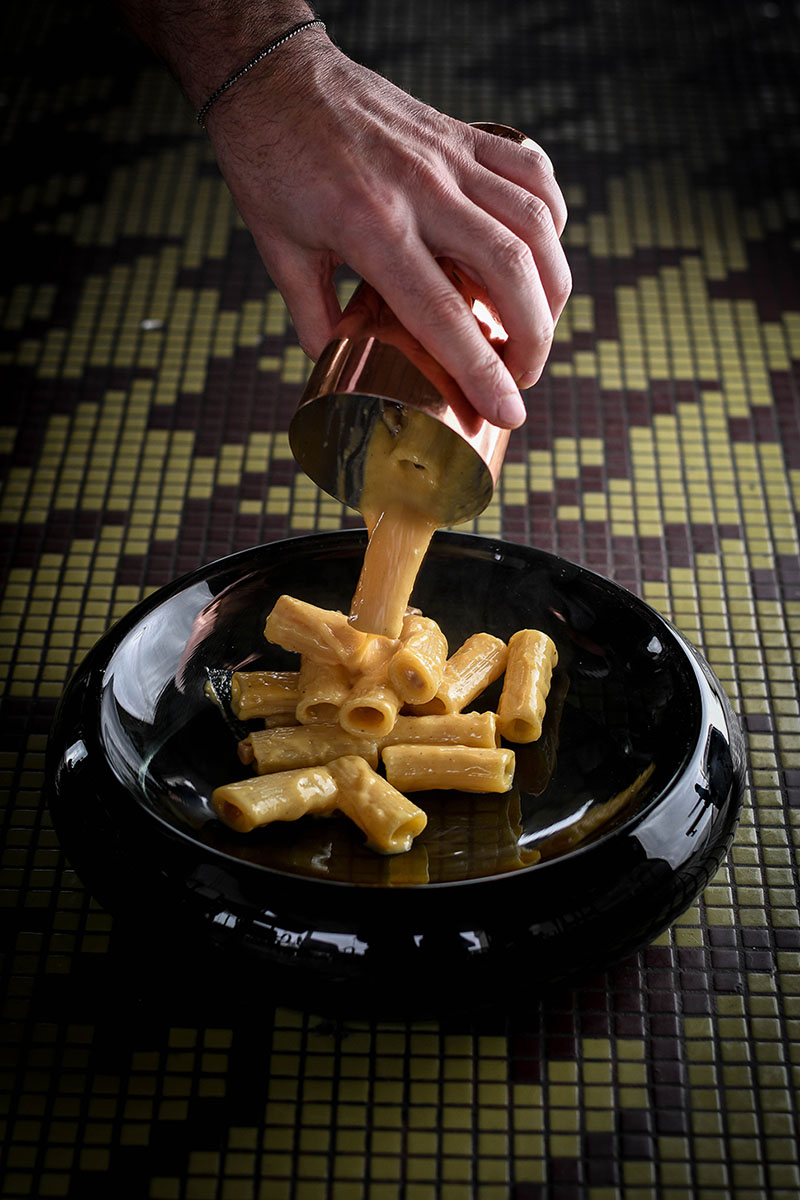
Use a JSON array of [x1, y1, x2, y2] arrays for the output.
[[118, 3, 572, 427]]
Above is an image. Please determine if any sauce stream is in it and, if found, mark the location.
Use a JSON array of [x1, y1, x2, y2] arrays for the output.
[[347, 408, 459, 638]]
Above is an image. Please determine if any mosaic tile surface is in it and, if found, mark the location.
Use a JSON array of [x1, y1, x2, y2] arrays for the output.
[[2, 0, 800, 1196]]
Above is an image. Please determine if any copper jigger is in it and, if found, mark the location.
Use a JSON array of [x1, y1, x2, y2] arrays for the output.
[[289, 122, 535, 526]]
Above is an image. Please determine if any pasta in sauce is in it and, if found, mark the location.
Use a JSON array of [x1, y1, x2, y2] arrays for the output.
[[211, 408, 647, 858], [213, 563, 559, 855]]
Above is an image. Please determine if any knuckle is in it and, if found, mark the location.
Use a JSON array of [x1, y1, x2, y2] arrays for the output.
[[349, 186, 400, 232], [406, 147, 443, 185], [517, 191, 556, 236], [405, 149, 462, 210], [531, 313, 555, 351], [489, 230, 534, 280], [516, 184, 570, 243], [551, 260, 573, 309], [340, 188, 411, 252], [465, 346, 509, 393], [524, 144, 556, 176], [417, 284, 471, 333]]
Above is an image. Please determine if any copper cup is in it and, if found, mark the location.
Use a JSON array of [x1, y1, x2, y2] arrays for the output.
[[289, 122, 535, 526]]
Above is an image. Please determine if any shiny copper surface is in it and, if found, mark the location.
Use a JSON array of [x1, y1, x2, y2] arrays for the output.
[[290, 124, 538, 527]]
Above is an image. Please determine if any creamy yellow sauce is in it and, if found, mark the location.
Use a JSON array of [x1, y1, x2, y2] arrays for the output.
[[348, 408, 463, 639], [348, 503, 437, 638]]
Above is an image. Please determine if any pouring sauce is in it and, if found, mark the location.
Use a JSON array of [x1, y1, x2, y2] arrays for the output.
[[348, 406, 475, 638]]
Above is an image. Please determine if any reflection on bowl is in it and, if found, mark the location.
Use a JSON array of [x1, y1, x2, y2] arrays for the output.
[[45, 531, 746, 1015]]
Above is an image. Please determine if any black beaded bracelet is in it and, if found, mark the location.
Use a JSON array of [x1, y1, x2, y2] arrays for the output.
[[196, 17, 326, 128]]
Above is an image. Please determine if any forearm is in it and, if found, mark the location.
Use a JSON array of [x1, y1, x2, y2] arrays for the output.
[[115, 0, 319, 107]]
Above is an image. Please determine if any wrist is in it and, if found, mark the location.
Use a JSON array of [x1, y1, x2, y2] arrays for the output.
[[201, 22, 335, 138], [196, 17, 328, 127], [116, 0, 321, 109]]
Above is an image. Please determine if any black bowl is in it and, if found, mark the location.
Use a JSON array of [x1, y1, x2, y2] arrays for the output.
[[45, 531, 746, 1015]]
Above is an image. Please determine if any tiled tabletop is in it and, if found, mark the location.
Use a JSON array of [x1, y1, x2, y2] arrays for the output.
[[2, 0, 800, 1196]]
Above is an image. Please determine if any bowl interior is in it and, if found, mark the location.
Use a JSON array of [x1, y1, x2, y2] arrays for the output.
[[98, 532, 701, 886]]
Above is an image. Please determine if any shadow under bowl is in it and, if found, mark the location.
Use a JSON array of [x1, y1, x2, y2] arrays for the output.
[[45, 531, 746, 1016]]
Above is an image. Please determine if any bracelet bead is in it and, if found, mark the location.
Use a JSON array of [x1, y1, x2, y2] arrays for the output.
[[196, 17, 326, 128]]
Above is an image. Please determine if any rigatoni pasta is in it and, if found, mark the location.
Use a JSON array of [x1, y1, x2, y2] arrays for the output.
[[261, 711, 301, 729], [327, 755, 428, 854], [410, 632, 508, 716], [388, 612, 448, 704], [211, 754, 427, 856], [382, 744, 516, 794], [265, 594, 396, 672], [496, 630, 558, 744], [207, 408, 636, 860], [378, 711, 499, 750], [210, 515, 582, 856], [211, 607, 567, 854], [230, 670, 300, 720], [296, 657, 351, 724], [339, 668, 402, 738], [211, 765, 339, 834], [239, 725, 379, 774]]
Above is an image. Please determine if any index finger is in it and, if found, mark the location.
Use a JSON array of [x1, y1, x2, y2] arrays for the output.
[[355, 234, 528, 428]]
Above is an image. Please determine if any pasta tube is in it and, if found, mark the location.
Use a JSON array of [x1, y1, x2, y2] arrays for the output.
[[339, 668, 402, 738], [212, 765, 339, 833], [496, 629, 559, 744], [262, 711, 300, 729], [387, 613, 448, 704], [239, 725, 379, 774], [296, 657, 352, 724], [382, 744, 515, 794], [230, 670, 300, 720], [327, 755, 428, 854], [264, 595, 396, 671], [410, 632, 508, 716], [379, 711, 499, 749]]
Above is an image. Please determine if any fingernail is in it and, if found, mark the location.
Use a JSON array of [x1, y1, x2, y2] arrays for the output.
[[497, 392, 526, 428], [517, 372, 538, 391]]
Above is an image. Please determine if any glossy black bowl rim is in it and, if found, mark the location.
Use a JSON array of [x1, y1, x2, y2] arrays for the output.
[[50, 529, 730, 899]]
